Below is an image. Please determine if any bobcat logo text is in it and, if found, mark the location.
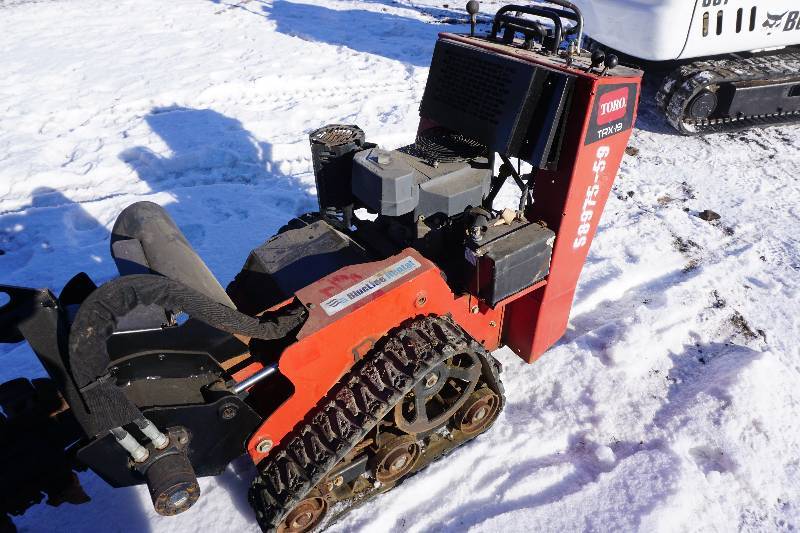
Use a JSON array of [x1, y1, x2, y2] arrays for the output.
[[763, 11, 800, 32]]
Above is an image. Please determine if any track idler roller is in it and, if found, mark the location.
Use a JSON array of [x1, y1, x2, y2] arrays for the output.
[[277, 494, 327, 533], [370, 434, 421, 484], [687, 90, 718, 120], [452, 388, 502, 436]]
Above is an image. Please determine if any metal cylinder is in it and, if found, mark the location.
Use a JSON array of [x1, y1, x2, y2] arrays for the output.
[[135, 418, 169, 450], [145, 452, 201, 516], [231, 364, 278, 395], [110, 427, 149, 463]]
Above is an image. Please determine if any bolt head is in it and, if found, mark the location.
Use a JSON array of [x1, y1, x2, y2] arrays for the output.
[[415, 292, 427, 308], [219, 403, 238, 420], [391, 455, 409, 472], [424, 372, 439, 388], [256, 438, 274, 454]]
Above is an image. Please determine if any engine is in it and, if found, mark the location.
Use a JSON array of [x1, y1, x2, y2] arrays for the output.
[[237, 31, 588, 311]]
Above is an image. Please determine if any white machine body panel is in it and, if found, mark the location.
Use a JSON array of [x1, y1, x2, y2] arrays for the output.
[[574, 0, 800, 61]]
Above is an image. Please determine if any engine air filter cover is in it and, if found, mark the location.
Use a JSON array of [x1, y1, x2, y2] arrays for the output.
[[310, 124, 364, 147], [309, 124, 366, 210]]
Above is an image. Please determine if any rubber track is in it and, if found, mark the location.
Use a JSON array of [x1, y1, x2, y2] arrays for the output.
[[655, 50, 800, 134], [248, 315, 500, 532]]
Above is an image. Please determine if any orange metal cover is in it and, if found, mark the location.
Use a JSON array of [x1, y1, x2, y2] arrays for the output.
[[245, 249, 505, 459]]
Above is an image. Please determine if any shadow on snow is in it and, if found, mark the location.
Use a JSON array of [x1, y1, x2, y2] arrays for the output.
[[0, 106, 317, 531]]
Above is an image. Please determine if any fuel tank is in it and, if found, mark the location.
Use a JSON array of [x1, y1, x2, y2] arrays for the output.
[[227, 218, 370, 315]]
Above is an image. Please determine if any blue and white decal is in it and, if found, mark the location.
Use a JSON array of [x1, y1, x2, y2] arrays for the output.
[[320, 257, 422, 316]]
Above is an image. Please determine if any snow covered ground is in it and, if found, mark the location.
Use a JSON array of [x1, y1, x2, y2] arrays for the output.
[[2, 0, 800, 531]]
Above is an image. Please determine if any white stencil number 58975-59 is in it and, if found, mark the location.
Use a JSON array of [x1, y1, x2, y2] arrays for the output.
[[573, 145, 610, 249]]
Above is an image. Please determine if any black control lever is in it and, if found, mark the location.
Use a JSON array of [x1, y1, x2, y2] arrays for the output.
[[587, 48, 605, 72], [601, 53, 619, 75], [466, 0, 479, 37]]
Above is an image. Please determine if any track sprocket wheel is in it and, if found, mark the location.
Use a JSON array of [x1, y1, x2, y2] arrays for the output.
[[393, 350, 482, 434]]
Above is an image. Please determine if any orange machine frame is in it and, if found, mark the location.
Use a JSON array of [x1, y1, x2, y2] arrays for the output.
[[242, 33, 642, 462]]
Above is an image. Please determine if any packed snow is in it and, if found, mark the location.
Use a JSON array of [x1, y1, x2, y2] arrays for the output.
[[2, 0, 799, 532]]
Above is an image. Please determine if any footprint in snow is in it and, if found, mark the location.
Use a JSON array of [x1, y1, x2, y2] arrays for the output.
[[69, 210, 100, 232], [181, 223, 206, 246], [689, 445, 736, 475]]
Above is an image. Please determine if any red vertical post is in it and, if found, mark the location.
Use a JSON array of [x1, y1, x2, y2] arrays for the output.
[[503, 72, 642, 363]]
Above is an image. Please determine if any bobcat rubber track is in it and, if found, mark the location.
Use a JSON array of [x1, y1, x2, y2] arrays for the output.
[[656, 50, 800, 134], [248, 315, 503, 532]]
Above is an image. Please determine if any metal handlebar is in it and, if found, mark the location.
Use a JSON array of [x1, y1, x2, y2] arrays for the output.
[[490, 2, 584, 53]]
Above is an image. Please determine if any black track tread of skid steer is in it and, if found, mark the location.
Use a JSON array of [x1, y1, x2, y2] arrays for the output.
[[656, 51, 800, 134], [248, 315, 501, 532]]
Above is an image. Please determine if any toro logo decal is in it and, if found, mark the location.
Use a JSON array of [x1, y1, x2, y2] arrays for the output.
[[585, 83, 638, 146], [597, 87, 629, 125]]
